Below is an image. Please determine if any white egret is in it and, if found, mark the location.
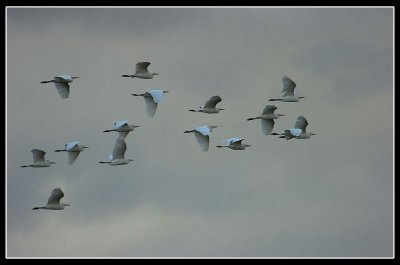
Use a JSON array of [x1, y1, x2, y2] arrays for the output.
[[269, 76, 305, 102], [21, 149, 55, 168], [189, 96, 225, 114], [99, 138, 134, 166], [216, 137, 251, 150], [131, 89, 169, 118], [184, 125, 218, 152], [40, 74, 80, 99], [122, 62, 159, 79], [103, 120, 140, 139], [272, 115, 316, 140], [54, 140, 88, 165], [32, 187, 70, 210], [247, 105, 285, 135]]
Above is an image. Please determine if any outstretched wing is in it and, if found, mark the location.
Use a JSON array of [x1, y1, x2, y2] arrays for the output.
[[112, 138, 127, 160], [223, 137, 243, 146], [261, 119, 275, 135], [31, 149, 46, 163], [113, 120, 129, 129], [194, 132, 210, 152], [144, 96, 158, 118], [67, 151, 80, 165], [135, 62, 150, 74], [262, 105, 277, 115], [47, 187, 64, 205], [281, 76, 296, 97], [204, 96, 222, 108], [294, 115, 308, 132], [65, 141, 80, 151], [54, 82, 70, 99]]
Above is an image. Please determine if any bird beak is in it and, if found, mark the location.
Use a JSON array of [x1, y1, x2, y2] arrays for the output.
[[64, 203, 70, 206], [73, 76, 80, 79], [134, 125, 141, 128], [83, 146, 89, 148], [49, 161, 56, 164], [280, 114, 285, 116], [163, 90, 169, 93], [220, 108, 225, 111]]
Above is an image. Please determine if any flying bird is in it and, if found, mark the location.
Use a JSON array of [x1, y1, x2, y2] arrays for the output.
[[103, 120, 140, 139], [272, 115, 316, 140], [40, 74, 80, 99], [131, 89, 169, 118], [247, 105, 285, 135], [216, 137, 251, 150], [269, 76, 305, 102], [32, 187, 70, 210], [99, 138, 134, 166], [21, 149, 55, 168], [54, 140, 89, 165], [189, 96, 225, 114], [184, 125, 218, 152], [122, 62, 159, 79]]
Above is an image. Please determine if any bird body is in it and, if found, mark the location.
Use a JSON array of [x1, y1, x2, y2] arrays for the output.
[[32, 187, 70, 210], [184, 125, 218, 152], [247, 105, 284, 135], [21, 149, 55, 168], [216, 137, 251, 150], [40, 74, 79, 99], [269, 76, 305, 102], [54, 141, 88, 165], [122, 62, 159, 79], [131, 89, 169, 118], [99, 138, 134, 166], [189, 96, 225, 113], [103, 120, 140, 139]]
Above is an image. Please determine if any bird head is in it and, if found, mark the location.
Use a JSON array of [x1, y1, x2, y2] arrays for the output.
[[163, 90, 169, 93], [153, 73, 159, 76], [63, 203, 70, 207], [218, 108, 225, 111], [278, 114, 285, 117], [48, 160, 56, 164], [311, 132, 317, 135], [210, 125, 218, 130], [128, 159, 134, 162], [82, 146, 89, 149], [299, 96, 306, 99]]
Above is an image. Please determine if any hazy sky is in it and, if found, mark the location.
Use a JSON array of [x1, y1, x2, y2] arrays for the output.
[[6, 7, 393, 257]]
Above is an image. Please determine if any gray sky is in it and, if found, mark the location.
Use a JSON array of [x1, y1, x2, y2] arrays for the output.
[[6, 7, 393, 257]]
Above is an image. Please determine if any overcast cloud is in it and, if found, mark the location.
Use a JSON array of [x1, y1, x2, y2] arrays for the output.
[[6, 7, 393, 257]]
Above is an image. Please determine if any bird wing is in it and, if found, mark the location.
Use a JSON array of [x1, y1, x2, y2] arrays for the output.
[[289, 128, 302, 137], [113, 120, 129, 129], [54, 82, 70, 99], [31, 149, 46, 163], [294, 115, 308, 132], [55, 75, 72, 82], [118, 131, 129, 139], [262, 105, 277, 115], [195, 126, 211, 136], [261, 119, 275, 135], [135, 62, 150, 74], [194, 132, 210, 152], [65, 141, 80, 151], [67, 151, 80, 165], [223, 137, 243, 146], [144, 96, 158, 118], [47, 187, 64, 205], [112, 138, 127, 160], [281, 76, 296, 97], [204, 96, 222, 108], [147, 90, 164, 103]]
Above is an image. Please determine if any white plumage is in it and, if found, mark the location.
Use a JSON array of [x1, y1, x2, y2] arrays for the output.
[[32, 187, 70, 210]]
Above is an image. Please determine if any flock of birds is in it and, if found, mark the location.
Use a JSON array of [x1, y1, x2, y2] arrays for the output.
[[21, 62, 316, 210]]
